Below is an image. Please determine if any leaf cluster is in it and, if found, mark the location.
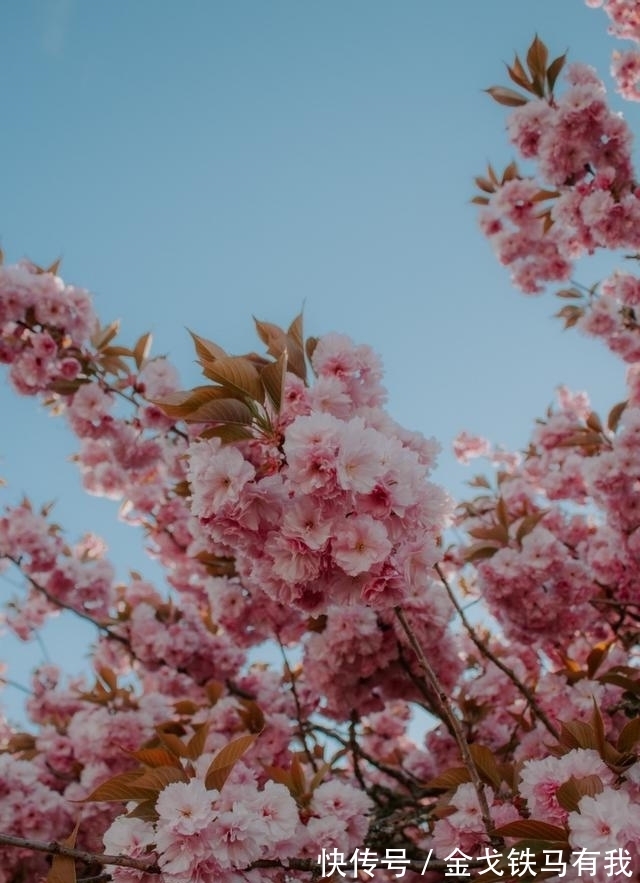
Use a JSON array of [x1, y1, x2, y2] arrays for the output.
[[485, 35, 566, 107], [153, 314, 317, 445]]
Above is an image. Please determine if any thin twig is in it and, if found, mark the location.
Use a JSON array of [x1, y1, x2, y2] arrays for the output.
[[0, 675, 33, 696], [394, 605, 500, 848], [309, 722, 419, 791], [277, 639, 318, 772], [434, 562, 560, 741]]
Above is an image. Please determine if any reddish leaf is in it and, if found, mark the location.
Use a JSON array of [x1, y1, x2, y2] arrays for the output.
[[82, 770, 158, 803], [133, 765, 189, 792], [287, 312, 305, 349], [556, 775, 604, 813], [484, 86, 528, 107], [186, 724, 209, 761], [133, 332, 153, 369], [261, 351, 288, 411], [126, 799, 160, 822], [515, 510, 548, 544], [425, 766, 471, 791], [155, 730, 189, 758], [618, 717, 640, 753], [198, 424, 255, 443], [547, 52, 567, 92], [205, 734, 256, 791], [305, 336, 319, 366], [187, 398, 254, 426], [494, 820, 567, 841], [467, 524, 509, 544], [128, 746, 183, 769], [465, 543, 500, 563], [152, 385, 229, 419], [469, 744, 502, 789], [254, 318, 288, 359], [199, 355, 264, 403], [586, 642, 611, 679], [237, 699, 266, 735], [290, 755, 306, 798], [92, 320, 121, 351], [474, 175, 496, 194], [46, 824, 79, 883], [507, 56, 532, 92], [188, 330, 227, 362], [559, 720, 597, 751], [607, 400, 628, 433]]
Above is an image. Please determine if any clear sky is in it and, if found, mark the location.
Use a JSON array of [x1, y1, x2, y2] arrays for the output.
[[0, 1, 633, 723]]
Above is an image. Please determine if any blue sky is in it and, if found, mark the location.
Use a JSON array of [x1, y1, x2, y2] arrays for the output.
[[0, 1, 633, 722]]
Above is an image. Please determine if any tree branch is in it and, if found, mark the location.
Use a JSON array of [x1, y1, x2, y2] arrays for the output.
[[0, 832, 160, 874], [394, 605, 500, 847], [435, 562, 560, 741]]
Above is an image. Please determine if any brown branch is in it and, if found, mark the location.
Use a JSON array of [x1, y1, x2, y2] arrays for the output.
[[0, 832, 160, 874], [394, 605, 500, 848], [434, 562, 560, 741], [0, 827, 489, 877], [394, 639, 456, 739]]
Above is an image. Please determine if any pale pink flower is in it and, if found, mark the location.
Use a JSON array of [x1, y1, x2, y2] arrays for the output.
[[189, 441, 255, 515], [336, 418, 386, 493], [332, 514, 392, 576], [569, 788, 640, 851], [138, 357, 180, 397], [155, 779, 216, 836]]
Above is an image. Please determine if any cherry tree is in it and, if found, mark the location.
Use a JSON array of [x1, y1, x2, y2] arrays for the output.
[[3, 2, 640, 881]]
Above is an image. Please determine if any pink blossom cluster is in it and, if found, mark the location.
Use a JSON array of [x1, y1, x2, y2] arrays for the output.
[[100, 768, 372, 883], [0, 501, 117, 637], [0, 260, 95, 394], [187, 333, 450, 613], [586, 0, 640, 100], [480, 62, 639, 292]]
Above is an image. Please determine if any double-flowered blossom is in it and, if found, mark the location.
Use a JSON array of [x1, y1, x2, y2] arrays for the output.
[[188, 332, 450, 613]]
